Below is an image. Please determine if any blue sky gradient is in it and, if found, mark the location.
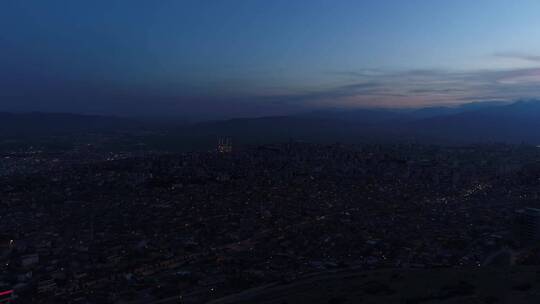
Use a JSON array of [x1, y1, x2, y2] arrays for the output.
[[2, 0, 540, 118]]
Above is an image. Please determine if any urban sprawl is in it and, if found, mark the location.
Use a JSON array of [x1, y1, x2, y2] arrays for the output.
[[2, 142, 540, 303]]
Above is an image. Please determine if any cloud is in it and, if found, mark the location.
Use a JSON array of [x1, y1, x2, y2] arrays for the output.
[[4, 63, 540, 118], [494, 52, 540, 62], [266, 67, 540, 108]]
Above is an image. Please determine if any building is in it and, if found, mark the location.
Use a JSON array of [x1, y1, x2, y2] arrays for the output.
[[217, 138, 232, 153], [20, 254, 39, 268], [516, 208, 540, 242], [37, 278, 57, 294]]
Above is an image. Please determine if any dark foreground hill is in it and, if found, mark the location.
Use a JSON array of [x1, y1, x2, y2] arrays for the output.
[[209, 266, 540, 304]]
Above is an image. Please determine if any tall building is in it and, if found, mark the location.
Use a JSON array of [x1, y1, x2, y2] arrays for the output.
[[217, 138, 232, 153], [516, 208, 540, 242]]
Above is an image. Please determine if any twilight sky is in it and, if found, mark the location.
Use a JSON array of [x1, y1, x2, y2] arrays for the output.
[[2, 0, 540, 119]]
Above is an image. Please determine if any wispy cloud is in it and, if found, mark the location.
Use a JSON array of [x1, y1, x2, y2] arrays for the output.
[[264, 67, 540, 108], [494, 52, 540, 62]]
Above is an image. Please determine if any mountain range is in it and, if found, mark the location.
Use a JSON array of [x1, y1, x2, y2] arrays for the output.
[[2, 100, 540, 149]]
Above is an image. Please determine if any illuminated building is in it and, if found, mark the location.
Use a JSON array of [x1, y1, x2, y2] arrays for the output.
[[217, 138, 232, 153]]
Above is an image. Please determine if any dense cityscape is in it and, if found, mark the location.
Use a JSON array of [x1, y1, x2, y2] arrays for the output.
[[5, 1, 540, 303], [2, 141, 540, 303]]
